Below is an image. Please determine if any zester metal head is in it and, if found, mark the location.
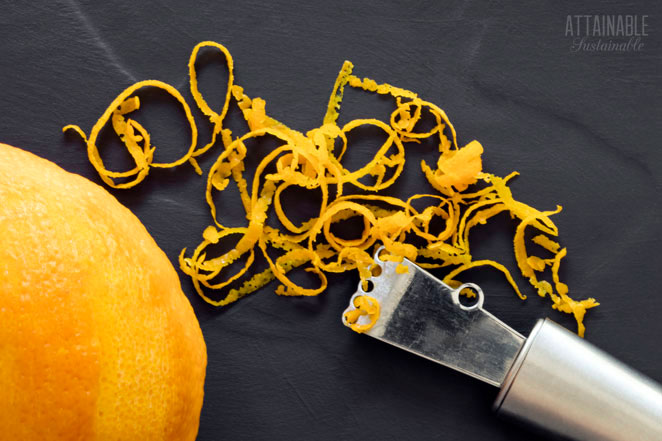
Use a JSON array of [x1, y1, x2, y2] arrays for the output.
[[342, 248, 525, 387]]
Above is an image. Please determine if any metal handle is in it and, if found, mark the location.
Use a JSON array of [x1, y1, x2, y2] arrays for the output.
[[494, 318, 662, 440]]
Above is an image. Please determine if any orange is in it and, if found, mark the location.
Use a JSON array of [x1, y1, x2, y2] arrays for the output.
[[0, 143, 207, 441]]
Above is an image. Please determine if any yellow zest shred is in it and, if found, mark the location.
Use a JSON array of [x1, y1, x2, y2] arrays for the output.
[[188, 41, 235, 165], [532, 234, 561, 253], [343, 295, 381, 333], [64, 42, 598, 336], [443, 260, 526, 301], [64, 80, 200, 187]]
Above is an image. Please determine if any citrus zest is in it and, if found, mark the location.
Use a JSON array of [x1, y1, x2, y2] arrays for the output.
[[65, 42, 598, 336], [343, 295, 381, 333]]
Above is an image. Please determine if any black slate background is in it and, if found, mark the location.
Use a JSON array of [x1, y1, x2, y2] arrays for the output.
[[1, 1, 661, 440]]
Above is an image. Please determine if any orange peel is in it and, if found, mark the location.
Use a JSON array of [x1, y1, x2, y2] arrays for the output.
[[65, 41, 597, 336], [64, 80, 199, 187], [343, 295, 381, 333]]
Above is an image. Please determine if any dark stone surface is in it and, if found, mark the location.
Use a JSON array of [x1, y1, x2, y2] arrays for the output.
[[1, 1, 660, 439]]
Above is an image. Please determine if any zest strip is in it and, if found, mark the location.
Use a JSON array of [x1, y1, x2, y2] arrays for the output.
[[65, 42, 598, 336]]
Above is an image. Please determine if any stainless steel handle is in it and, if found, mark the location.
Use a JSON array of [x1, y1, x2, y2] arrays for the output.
[[494, 318, 662, 440]]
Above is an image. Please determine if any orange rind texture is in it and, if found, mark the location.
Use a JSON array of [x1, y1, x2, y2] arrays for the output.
[[0, 143, 207, 440]]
